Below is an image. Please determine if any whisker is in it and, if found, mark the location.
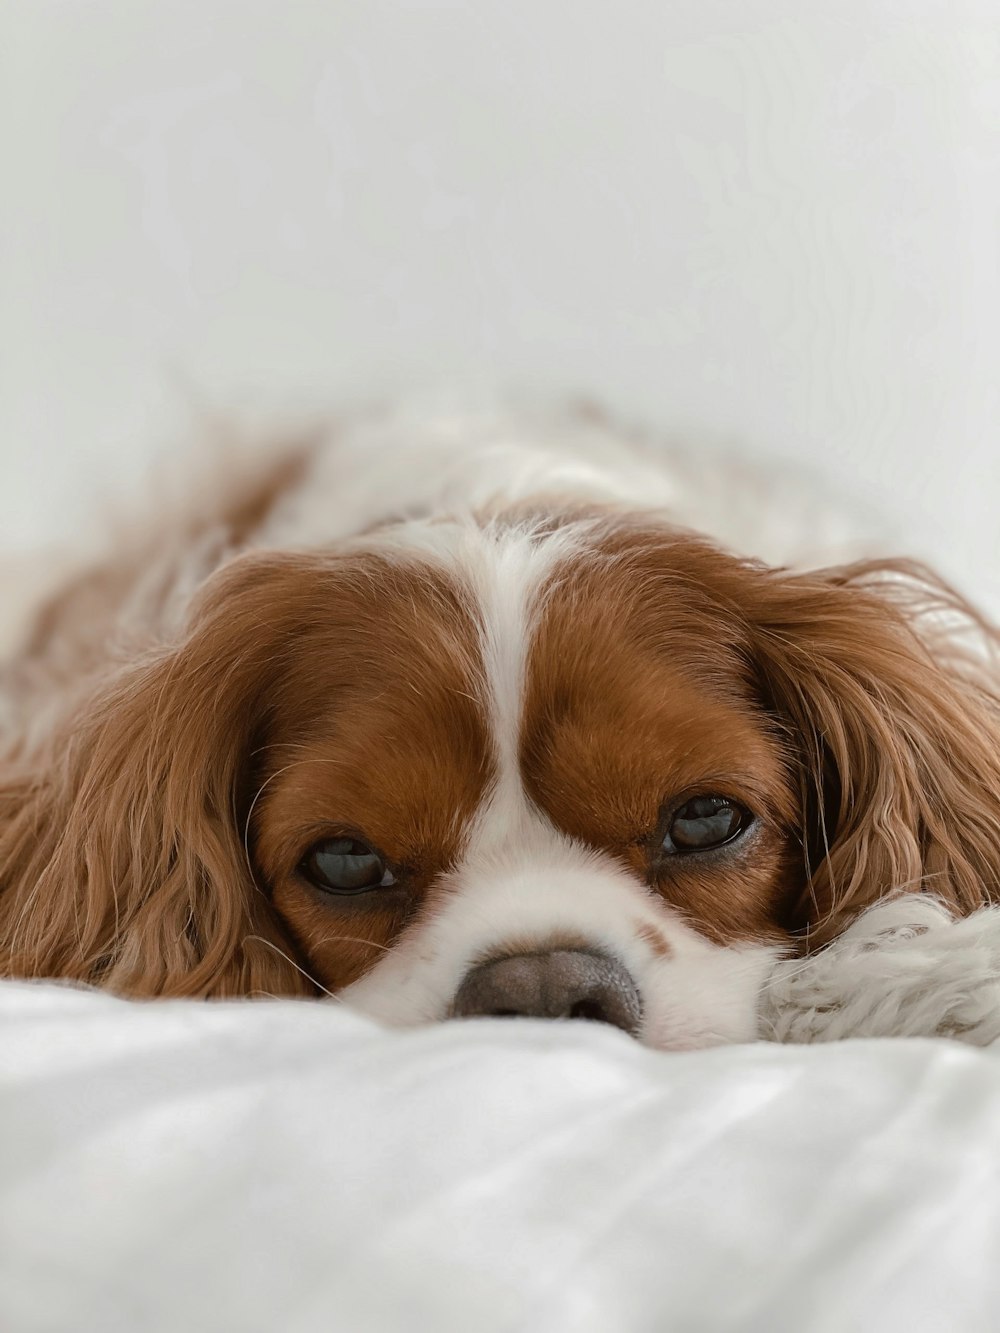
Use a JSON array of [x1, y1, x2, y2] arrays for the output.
[[241, 757, 349, 887], [248, 740, 328, 759], [883, 871, 951, 895], [758, 954, 821, 991], [244, 934, 339, 999], [311, 932, 393, 955]]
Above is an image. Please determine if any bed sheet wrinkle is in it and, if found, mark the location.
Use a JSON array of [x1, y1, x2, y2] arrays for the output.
[[508, 1043, 1000, 1333], [360, 1085, 669, 1304], [0, 1030, 386, 1191], [328, 1036, 660, 1274], [841, 1173, 998, 1324], [715, 1049, 1000, 1333], [5, 983, 1000, 1333], [336, 1047, 832, 1329]]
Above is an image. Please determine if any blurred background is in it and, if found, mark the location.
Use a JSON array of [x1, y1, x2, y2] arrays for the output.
[[2, 1, 998, 612]]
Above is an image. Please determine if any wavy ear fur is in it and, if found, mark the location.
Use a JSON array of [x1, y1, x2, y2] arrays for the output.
[[750, 559, 1000, 945], [0, 555, 323, 997]]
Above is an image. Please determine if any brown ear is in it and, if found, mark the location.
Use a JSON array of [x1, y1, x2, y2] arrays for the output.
[[0, 554, 327, 997], [749, 558, 1000, 945]]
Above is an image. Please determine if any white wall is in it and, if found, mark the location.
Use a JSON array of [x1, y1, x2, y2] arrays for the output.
[[2, 1, 998, 610]]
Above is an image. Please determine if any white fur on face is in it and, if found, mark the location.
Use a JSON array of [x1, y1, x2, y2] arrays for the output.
[[341, 826, 780, 1049], [340, 521, 781, 1050]]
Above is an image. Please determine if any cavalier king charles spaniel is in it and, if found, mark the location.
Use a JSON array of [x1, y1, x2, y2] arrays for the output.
[[2, 407, 998, 1049]]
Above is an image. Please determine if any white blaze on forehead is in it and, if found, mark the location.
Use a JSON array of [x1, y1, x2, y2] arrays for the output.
[[349, 514, 586, 837], [359, 511, 585, 847], [456, 521, 583, 853]]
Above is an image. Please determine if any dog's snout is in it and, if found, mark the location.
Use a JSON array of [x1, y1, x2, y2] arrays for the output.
[[451, 949, 642, 1036]]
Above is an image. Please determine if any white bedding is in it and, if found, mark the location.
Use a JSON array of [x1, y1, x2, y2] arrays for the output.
[[3, 979, 999, 1333]]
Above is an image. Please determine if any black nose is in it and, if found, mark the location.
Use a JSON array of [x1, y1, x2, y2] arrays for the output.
[[451, 949, 642, 1036]]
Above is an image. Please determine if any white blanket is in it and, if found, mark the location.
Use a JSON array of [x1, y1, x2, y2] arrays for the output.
[[3, 977, 1000, 1333]]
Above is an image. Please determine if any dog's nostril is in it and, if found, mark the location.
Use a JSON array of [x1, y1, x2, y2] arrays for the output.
[[451, 948, 642, 1037]]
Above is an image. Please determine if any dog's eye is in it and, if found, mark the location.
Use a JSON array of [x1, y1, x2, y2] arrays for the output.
[[662, 797, 752, 854], [299, 838, 396, 894]]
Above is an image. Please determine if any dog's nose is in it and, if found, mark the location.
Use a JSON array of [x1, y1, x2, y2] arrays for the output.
[[451, 949, 642, 1036]]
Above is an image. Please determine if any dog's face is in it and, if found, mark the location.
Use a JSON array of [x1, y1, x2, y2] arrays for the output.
[[252, 524, 800, 1047], [4, 510, 999, 1046]]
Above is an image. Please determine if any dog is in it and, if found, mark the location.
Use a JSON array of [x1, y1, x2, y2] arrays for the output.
[[2, 405, 998, 1049]]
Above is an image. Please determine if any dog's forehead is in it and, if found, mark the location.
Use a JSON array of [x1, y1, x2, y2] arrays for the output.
[[255, 515, 789, 871], [405, 513, 758, 738], [265, 516, 765, 787]]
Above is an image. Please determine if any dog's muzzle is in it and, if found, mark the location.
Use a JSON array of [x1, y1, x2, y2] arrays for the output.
[[451, 948, 642, 1036]]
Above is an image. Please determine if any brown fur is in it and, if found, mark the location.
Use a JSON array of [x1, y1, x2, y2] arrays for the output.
[[250, 558, 493, 992], [0, 548, 493, 996], [527, 523, 1000, 947], [523, 528, 800, 946]]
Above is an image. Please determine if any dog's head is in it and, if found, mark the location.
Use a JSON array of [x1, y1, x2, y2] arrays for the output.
[[3, 513, 998, 1048]]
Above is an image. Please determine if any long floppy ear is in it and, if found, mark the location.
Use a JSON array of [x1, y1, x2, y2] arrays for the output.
[[0, 554, 325, 997], [749, 558, 1000, 946]]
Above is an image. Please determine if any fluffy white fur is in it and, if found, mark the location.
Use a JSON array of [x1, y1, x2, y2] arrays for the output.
[[763, 898, 1000, 1046]]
